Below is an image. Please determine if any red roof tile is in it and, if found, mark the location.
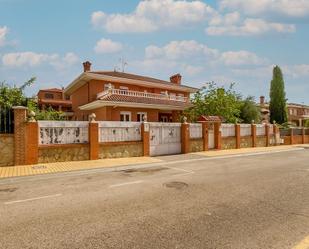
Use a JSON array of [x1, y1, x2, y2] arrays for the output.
[[100, 93, 192, 108]]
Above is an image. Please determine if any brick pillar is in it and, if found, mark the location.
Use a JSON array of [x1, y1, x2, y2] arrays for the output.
[[89, 118, 99, 160], [13, 106, 27, 165], [141, 122, 150, 156], [202, 122, 209, 151], [265, 125, 270, 147], [25, 121, 39, 165], [290, 128, 294, 145], [235, 124, 241, 149], [273, 125, 280, 146], [251, 124, 257, 147], [214, 122, 221, 150], [181, 122, 190, 154], [302, 128, 305, 144]]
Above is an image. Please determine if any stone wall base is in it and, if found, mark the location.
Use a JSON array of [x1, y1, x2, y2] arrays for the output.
[[38, 145, 89, 163], [0, 135, 14, 166], [99, 142, 143, 159]]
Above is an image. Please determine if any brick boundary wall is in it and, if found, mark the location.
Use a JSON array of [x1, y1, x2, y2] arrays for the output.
[[7, 109, 309, 166]]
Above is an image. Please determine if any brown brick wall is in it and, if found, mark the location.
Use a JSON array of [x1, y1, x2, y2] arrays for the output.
[[13, 107, 27, 165], [294, 135, 303, 144], [305, 135, 309, 144]]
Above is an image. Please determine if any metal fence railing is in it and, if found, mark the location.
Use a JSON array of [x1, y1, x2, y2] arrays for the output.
[[293, 128, 303, 136], [280, 129, 291, 136], [0, 108, 14, 134]]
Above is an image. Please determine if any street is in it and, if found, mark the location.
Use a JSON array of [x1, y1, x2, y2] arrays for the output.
[[1, 148, 309, 249]]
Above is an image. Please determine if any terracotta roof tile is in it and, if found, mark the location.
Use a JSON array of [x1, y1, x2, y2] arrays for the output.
[[100, 94, 192, 108]]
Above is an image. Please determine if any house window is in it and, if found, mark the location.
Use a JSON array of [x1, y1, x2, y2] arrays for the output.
[[120, 111, 131, 122], [177, 93, 184, 101], [137, 112, 147, 122], [45, 93, 54, 99]]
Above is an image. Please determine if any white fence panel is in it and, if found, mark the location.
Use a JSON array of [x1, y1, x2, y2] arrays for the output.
[[150, 123, 182, 156], [256, 124, 265, 136], [38, 121, 89, 145], [221, 124, 235, 137], [190, 123, 202, 139], [240, 124, 252, 137], [99, 121, 141, 143]]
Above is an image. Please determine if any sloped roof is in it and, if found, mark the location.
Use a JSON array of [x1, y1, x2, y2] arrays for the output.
[[39, 88, 63, 92], [99, 93, 191, 108], [197, 115, 223, 122], [90, 71, 173, 85], [65, 71, 198, 95]]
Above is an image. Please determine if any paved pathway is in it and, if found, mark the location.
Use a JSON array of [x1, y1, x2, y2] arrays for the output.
[[0, 145, 306, 179]]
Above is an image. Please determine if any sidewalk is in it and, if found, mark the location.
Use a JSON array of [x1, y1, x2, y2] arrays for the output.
[[0, 145, 305, 179]]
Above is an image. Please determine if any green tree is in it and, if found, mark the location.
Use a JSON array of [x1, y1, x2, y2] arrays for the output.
[[27, 100, 64, 121], [184, 82, 242, 123], [239, 96, 261, 123], [0, 78, 36, 108], [0, 78, 64, 120], [269, 66, 288, 124]]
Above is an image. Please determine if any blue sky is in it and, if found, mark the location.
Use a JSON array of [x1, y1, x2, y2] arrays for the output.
[[0, 0, 309, 104]]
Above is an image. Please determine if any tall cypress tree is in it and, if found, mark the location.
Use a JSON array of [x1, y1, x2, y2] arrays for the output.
[[269, 66, 288, 124]]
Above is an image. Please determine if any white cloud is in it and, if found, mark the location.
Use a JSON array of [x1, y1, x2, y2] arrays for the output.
[[221, 50, 267, 66], [145, 40, 219, 60], [183, 65, 204, 76], [94, 38, 123, 54], [91, 11, 157, 33], [2, 52, 80, 69], [145, 40, 265, 67], [209, 12, 241, 26], [206, 18, 295, 36], [283, 64, 309, 78], [0, 26, 9, 47], [91, 0, 214, 33], [219, 0, 309, 18]]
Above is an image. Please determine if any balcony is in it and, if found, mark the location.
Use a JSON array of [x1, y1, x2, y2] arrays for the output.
[[97, 89, 189, 103]]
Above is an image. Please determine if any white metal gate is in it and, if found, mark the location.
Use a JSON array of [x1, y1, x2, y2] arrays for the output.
[[208, 124, 215, 149], [149, 123, 182, 156]]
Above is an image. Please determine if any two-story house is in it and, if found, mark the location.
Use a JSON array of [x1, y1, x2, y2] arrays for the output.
[[64, 61, 198, 122], [258, 96, 309, 126], [37, 88, 73, 118]]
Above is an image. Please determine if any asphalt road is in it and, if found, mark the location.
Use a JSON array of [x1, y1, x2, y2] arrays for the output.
[[1, 148, 309, 249]]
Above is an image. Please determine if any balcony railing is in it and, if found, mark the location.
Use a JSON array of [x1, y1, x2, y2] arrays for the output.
[[97, 89, 189, 103]]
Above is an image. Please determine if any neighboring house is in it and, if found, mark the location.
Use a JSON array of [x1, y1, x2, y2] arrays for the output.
[[287, 103, 309, 126], [64, 61, 198, 122], [37, 88, 73, 119], [258, 96, 309, 126]]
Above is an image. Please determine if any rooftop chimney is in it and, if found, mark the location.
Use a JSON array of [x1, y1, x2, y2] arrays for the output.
[[260, 96, 265, 105], [83, 61, 92, 72], [170, 73, 182, 85]]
